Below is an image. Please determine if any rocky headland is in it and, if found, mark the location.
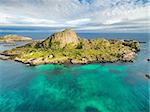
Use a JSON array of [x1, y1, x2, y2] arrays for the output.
[[0, 29, 140, 65], [0, 34, 32, 43]]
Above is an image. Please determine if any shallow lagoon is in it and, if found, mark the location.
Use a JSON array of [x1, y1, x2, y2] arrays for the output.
[[0, 33, 149, 112], [0, 62, 149, 112]]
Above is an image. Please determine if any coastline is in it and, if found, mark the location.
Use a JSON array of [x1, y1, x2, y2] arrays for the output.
[[0, 29, 140, 66]]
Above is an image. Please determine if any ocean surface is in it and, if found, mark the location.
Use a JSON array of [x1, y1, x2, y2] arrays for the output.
[[0, 31, 149, 112]]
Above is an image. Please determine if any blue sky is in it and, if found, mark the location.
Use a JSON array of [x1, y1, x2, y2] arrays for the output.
[[0, 0, 150, 32]]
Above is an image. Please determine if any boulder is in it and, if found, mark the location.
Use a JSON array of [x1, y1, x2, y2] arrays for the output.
[[48, 55, 54, 58]]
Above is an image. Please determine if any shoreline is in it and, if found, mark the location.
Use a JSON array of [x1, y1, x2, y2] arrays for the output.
[[0, 29, 141, 66], [0, 54, 135, 66]]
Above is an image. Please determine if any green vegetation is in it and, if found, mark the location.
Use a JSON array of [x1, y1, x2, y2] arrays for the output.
[[1, 29, 140, 65]]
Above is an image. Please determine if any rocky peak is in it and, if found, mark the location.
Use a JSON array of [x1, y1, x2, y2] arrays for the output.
[[63, 28, 73, 32], [39, 29, 79, 48]]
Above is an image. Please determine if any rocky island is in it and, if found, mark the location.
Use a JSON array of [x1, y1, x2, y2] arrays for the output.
[[0, 29, 140, 65], [0, 34, 32, 43]]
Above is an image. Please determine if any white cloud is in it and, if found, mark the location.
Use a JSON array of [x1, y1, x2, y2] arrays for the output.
[[66, 18, 91, 26], [0, 0, 150, 32]]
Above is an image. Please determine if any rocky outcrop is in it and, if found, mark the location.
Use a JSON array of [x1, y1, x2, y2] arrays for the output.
[[38, 29, 79, 48], [122, 40, 140, 52], [0, 34, 32, 43], [16, 57, 69, 66], [0, 29, 141, 66], [0, 55, 10, 60], [123, 52, 135, 62]]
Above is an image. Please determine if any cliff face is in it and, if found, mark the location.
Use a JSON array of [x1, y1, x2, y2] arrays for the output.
[[39, 29, 79, 48]]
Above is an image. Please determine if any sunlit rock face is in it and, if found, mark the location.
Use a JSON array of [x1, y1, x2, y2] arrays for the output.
[[40, 29, 79, 48]]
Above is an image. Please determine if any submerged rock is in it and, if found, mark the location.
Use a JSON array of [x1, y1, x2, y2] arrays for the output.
[[145, 74, 150, 79], [85, 106, 100, 112]]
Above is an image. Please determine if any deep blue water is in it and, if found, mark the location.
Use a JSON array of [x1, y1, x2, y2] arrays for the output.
[[0, 31, 149, 41], [0, 32, 149, 112]]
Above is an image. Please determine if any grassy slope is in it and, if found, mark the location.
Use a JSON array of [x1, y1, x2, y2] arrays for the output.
[[2, 38, 140, 63]]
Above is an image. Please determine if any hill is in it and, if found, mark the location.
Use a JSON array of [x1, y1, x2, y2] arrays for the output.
[[1, 29, 140, 65]]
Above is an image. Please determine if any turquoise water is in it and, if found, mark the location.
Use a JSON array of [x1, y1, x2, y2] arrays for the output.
[[0, 62, 149, 112], [0, 33, 149, 112]]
